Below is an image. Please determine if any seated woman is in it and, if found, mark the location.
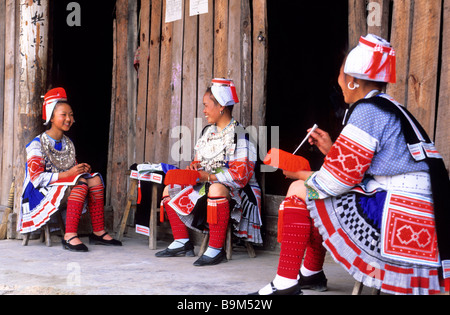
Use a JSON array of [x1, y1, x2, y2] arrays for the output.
[[155, 78, 262, 266], [19, 88, 122, 252], [253, 34, 449, 295]]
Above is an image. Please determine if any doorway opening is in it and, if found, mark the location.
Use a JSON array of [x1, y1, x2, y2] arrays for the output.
[[265, 1, 349, 195], [49, 0, 116, 181]]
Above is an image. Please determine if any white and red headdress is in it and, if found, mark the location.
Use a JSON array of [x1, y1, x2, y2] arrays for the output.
[[344, 34, 396, 84], [42, 87, 68, 125], [211, 78, 239, 106]]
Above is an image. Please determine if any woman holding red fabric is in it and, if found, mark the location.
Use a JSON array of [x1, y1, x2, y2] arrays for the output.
[[253, 34, 449, 295], [19, 88, 122, 252], [155, 79, 262, 266]]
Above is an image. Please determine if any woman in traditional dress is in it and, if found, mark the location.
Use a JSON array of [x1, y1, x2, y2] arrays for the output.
[[155, 78, 262, 266], [19, 87, 122, 252], [253, 34, 449, 295]]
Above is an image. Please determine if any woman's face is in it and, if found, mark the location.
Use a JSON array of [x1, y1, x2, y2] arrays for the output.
[[203, 92, 224, 125], [51, 103, 74, 132]]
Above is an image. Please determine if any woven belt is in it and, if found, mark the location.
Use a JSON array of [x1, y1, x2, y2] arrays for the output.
[[373, 171, 432, 195]]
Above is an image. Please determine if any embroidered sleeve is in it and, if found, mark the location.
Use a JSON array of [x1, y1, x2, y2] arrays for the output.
[[215, 132, 257, 189], [26, 138, 55, 188], [306, 124, 378, 199]]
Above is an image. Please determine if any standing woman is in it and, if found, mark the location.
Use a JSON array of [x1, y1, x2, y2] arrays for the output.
[[253, 34, 449, 295], [19, 88, 122, 252], [156, 78, 262, 266]]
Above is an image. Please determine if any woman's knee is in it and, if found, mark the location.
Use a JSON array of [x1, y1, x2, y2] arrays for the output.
[[286, 180, 306, 201], [207, 183, 229, 199]]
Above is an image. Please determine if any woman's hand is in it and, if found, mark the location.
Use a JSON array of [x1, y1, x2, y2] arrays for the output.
[[283, 170, 313, 181], [308, 127, 333, 155], [187, 162, 201, 171], [61, 163, 91, 179]]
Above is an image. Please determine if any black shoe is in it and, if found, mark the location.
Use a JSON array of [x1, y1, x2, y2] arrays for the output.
[[155, 241, 195, 257], [62, 236, 89, 252], [89, 232, 123, 246], [193, 249, 227, 266], [299, 270, 328, 292], [249, 282, 303, 295]]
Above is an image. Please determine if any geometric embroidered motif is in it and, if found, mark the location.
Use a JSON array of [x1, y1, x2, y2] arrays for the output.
[[381, 192, 440, 267]]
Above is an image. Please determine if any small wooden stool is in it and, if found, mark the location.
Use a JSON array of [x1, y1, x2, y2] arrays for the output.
[[22, 211, 65, 247], [118, 176, 160, 249], [352, 281, 381, 295], [199, 225, 256, 260]]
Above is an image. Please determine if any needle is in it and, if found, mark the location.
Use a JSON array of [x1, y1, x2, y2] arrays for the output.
[[292, 124, 318, 155]]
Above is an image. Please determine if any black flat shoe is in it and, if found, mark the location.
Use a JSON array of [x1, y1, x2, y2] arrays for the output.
[[193, 249, 227, 266], [249, 282, 303, 295], [155, 241, 195, 257], [299, 270, 328, 292], [62, 236, 89, 252], [89, 232, 122, 246]]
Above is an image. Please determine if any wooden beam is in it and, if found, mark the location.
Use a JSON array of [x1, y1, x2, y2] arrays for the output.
[[180, 7, 198, 169], [240, 0, 252, 127], [227, 0, 241, 122], [2, 0, 16, 206], [0, 0, 6, 189], [406, 0, 442, 137], [436, 0, 450, 169], [144, 0, 162, 163], [136, 0, 151, 163], [214, 0, 229, 77], [251, 0, 268, 129], [154, 0, 174, 164], [196, 0, 214, 129], [387, 0, 414, 105], [167, 3, 185, 167], [348, 0, 368, 49], [110, 0, 130, 225]]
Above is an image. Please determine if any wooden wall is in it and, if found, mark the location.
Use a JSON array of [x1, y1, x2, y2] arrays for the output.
[[349, 0, 449, 169], [107, 0, 268, 225]]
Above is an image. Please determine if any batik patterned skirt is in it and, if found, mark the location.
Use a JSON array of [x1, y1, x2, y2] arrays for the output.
[[308, 175, 449, 295], [167, 181, 263, 245]]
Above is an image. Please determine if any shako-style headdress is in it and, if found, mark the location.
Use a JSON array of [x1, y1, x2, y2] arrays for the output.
[[42, 87, 68, 125], [210, 78, 239, 106], [344, 34, 396, 84]]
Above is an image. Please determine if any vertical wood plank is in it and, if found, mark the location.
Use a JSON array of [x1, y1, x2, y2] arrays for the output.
[[110, 0, 129, 225], [136, 0, 151, 163], [251, 0, 268, 129], [240, 0, 252, 127], [1, 0, 15, 206], [154, 0, 174, 164], [214, 0, 229, 77], [196, 0, 214, 131], [227, 0, 241, 122], [144, 0, 162, 163], [406, 0, 442, 136], [387, 0, 414, 105], [0, 0, 6, 183], [180, 7, 198, 168], [106, 17, 117, 206], [167, 2, 185, 166], [127, 0, 138, 165], [436, 0, 450, 168], [367, 0, 391, 39], [348, 0, 368, 49]]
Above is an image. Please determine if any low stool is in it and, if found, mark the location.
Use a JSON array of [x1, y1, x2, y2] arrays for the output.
[[22, 211, 65, 247], [352, 281, 381, 295], [199, 225, 256, 260]]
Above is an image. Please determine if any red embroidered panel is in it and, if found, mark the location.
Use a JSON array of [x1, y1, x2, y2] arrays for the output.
[[28, 155, 45, 183], [382, 193, 439, 266], [323, 134, 374, 187]]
